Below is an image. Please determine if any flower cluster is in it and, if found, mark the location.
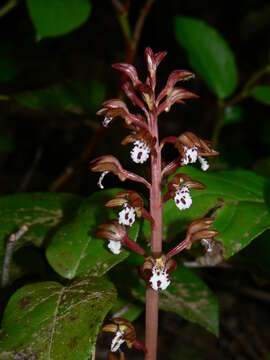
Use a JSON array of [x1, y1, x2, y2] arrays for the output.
[[91, 47, 219, 297]]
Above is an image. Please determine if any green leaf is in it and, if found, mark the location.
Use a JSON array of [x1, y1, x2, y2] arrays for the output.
[[161, 168, 270, 258], [0, 137, 14, 154], [46, 189, 140, 279], [251, 85, 270, 105], [15, 81, 103, 115], [174, 16, 238, 99], [132, 267, 219, 336], [26, 0, 91, 39], [0, 193, 81, 282], [110, 297, 144, 322], [223, 105, 243, 125], [0, 277, 116, 359], [0, 58, 17, 82]]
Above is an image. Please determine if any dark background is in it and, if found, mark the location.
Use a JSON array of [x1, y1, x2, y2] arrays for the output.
[[0, 1, 270, 359]]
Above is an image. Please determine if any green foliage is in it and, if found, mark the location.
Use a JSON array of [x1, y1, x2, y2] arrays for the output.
[[111, 297, 144, 322], [132, 266, 219, 335], [174, 16, 238, 99], [26, 0, 92, 39], [15, 80, 105, 114], [145, 168, 270, 258], [46, 189, 140, 279], [251, 85, 270, 105], [0, 277, 116, 359], [0, 193, 81, 282], [223, 105, 243, 125], [0, 137, 14, 154]]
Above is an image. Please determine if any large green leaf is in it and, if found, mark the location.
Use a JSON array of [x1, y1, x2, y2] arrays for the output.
[[161, 168, 270, 259], [0, 277, 116, 359], [251, 85, 270, 106], [132, 266, 218, 336], [174, 16, 238, 99], [26, 0, 91, 39], [0, 193, 81, 282], [46, 189, 140, 279], [15, 80, 105, 114]]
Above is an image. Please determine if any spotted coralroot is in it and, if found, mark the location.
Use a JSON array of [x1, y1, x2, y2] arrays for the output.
[[91, 47, 219, 360]]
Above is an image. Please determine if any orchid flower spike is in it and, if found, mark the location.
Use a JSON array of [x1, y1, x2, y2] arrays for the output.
[[163, 173, 205, 211], [140, 255, 177, 292]]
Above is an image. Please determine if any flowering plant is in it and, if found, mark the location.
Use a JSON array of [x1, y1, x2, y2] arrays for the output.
[[91, 47, 219, 360]]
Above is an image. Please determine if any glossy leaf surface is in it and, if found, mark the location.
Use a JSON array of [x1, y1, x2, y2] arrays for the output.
[[175, 16, 238, 99], [26, 0, 91, 39]]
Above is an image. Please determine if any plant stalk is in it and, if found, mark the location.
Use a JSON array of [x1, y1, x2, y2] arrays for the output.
[[145, 110, 162, 360]]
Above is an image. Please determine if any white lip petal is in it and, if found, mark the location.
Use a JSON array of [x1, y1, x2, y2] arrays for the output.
[[181, 146, 198, 165], [97, 171, 109, 189], [118, 205, 136, 226], [130, 140, 150, 164], [174, 186, 192, 210], [149, 266, 171, 291], [103, 116, 113, 127], [198, 156, 209, 171], [111, 330, 125, 352], [108, 240, 122, 254]]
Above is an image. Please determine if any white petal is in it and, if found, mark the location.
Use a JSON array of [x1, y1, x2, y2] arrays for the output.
[[108, 240, 122, 255], [174, 186, 192, 210], [130, 140, 150, 164], [97, 171, 109, 189], [103, 116, 113, 128], [149, 266, 171, 291], [118, 205, 136, 226], [181, 146, 198, 165], [111, 330, 125, 352], [198, 156, 209, 171]]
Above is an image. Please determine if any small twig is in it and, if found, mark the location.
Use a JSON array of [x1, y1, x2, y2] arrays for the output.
[[1, 225, 28, 287], [49, 126, 104, 191], [111, 0, 124, 13], [0, 0, 19, 18], [133, 0, 154, 51], [91, 346, 96, 360], [18, 146, 43, 192], [211, 63, 270, 147]]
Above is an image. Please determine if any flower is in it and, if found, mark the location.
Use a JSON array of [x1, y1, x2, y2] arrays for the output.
[[163, 173, 205, 211], [97, 220, 146, 256], [97, 221, 127, 254], [102, 318, 146, 354], [175, 132, 219, 170], [97, 99, 148, 130], [140, 255, 177, 292], [130, 140, 150, 164], [174, 186, 192, 210], [122, 128, 155, 164], [90, 155, 127, 189], [167, 217, 219, 258], [118, 204, 136, 226], [106, 191, 153, 227]]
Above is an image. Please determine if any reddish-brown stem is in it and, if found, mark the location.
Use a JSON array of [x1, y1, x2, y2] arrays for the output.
[[167, 236, 190, 258], [145, 109, 162, 360], [123, 235, 146, 257]]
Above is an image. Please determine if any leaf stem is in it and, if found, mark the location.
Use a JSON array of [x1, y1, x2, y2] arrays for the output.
[[1, 225, 28, 287], [211, 63, 270, 147]]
